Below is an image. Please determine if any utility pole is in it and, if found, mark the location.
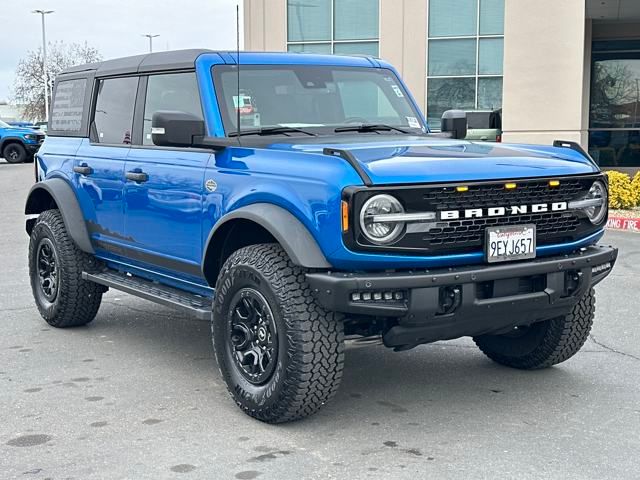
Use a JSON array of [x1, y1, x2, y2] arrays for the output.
[[33, 9, 54, 122], [142, 34, 160, 53]]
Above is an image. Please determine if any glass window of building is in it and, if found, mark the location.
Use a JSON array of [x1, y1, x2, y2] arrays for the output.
[[287, 0, 379, 56], [589, 40, 640, 167], [427, 0, 504, 128]]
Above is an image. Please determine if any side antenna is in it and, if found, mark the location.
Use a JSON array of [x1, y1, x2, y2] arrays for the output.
[[236, 4, 241, 145]]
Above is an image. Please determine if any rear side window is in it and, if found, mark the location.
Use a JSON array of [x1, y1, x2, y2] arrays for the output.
[[50, 79, 87, 133], [142, 72, 203, 145], [93, 76, 138, 144]]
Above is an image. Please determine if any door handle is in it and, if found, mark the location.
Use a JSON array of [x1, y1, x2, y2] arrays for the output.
[[73, 164, 93, 175], [125, 171, 149, 183]]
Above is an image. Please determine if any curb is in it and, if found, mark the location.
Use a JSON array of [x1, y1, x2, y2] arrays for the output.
[[606, 216, 640, 232]]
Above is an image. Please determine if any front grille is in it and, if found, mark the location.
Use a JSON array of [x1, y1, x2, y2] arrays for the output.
[[426, 211, 580, 248], [347, 175, 604, 255], [423, 179, 587, 211]]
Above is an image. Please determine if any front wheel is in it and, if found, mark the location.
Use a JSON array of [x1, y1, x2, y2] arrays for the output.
[[473, 289, 595, 369], [212, 244, 344, 423], [3, 143, 27, 163]]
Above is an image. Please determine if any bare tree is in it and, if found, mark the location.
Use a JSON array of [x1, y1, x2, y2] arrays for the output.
[[12, 41, 102, 121]]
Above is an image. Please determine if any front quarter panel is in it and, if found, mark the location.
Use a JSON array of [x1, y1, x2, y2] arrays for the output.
[[202, 147, 364, 261]]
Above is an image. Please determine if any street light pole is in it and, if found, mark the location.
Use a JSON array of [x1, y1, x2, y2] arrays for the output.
[[142, 34, 160, 53], [33, 9, 54, 122]]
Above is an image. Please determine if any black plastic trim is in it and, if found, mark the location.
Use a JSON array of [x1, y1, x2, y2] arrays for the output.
[[93, 240, 203, 278], [24, 178, 95, 254], [553, 140, 599, 168], [202, 203, 332, 275], [323, 147, 372, 186]]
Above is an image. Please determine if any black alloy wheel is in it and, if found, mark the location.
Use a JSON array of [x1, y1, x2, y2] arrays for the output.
[[3, 143, 27, 163], [36, 238, 59, 302], [228, 287, 278, 385]]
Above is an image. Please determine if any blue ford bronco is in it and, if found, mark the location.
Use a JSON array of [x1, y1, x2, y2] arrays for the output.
[[26, 50, 617, 423], [0, 119, 44, 163]]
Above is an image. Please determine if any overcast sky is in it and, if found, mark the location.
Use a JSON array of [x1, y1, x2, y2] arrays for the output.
[[0, 0, 244, 101]]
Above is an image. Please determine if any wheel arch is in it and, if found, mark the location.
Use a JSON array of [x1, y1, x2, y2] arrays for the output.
[[25, 178, 95, 254], [202, 203, 331, 286], [0, 137, 26, 151]]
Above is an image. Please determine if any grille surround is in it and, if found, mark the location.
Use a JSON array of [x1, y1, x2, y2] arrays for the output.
[[344, 174, 606, 255]]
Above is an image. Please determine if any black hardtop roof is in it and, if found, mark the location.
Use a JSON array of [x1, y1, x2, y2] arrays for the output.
[[59, 49, 215, 77]]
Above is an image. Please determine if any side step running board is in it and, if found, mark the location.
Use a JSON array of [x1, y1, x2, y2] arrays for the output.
[[82, 270, 213, 320]]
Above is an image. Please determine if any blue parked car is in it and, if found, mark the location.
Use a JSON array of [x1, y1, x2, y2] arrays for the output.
[[25, 50, 617, 423], [0, 119, 44, 163]]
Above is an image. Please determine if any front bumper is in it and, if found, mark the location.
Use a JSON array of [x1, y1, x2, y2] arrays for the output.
[[307, 244, 617, 347], [25, 143, 41, 154]]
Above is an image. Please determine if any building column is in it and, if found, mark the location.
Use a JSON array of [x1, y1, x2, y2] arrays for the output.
[[379, 0, 428, 111], [244, 0, 287, 52], [501, 0, 588, 147]]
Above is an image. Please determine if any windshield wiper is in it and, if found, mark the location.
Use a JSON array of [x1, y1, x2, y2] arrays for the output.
[[228, 126, 317, 137], [334, 123, 412, 134]]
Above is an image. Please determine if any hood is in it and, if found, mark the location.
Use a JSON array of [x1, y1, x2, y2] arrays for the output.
[[267, 136, 599, 185], [0, 126, 41, 136]]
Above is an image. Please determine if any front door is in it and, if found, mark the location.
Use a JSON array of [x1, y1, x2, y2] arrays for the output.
[[123, 72, 210, 280]]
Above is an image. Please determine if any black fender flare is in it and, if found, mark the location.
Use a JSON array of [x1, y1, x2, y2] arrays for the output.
[[0, 136, 27, 151], [25, 178, 95, 254], [202, 203, 331, 274]]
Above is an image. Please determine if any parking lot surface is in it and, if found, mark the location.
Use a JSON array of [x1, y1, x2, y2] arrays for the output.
[[1, 159, 639, 479]]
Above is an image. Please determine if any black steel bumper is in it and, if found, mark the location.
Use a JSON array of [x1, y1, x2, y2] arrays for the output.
[[25, 143, 41, 154], [307, 245, 618, 348]]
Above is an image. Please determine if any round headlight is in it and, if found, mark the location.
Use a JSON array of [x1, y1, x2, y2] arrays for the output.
[[584, 180, 607, 224], [359, 194, 405, 245]]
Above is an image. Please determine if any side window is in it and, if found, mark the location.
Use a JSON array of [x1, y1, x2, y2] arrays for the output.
[[143, 72, 203, 145], [50, 78, 87, 133], [93, 76, 138, 144]]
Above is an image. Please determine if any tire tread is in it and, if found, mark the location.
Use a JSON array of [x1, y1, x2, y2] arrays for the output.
[[474, 289, 595, 369], [29, 209, 103, 327], [213, 243, 344, 423]]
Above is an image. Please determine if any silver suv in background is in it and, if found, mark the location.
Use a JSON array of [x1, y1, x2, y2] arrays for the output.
[[465, 109, 502, 142]]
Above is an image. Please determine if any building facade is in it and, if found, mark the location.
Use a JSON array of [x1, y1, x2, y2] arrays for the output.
[[244, 0, 640, 171]]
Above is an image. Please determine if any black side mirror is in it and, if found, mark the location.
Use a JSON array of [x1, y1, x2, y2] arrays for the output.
[[151, 111, 205, 147], [441, 110, 468, 140]]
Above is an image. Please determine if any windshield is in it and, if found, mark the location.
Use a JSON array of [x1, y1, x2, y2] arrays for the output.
[[212, 65, 425, 136], [0, 119, 10, 128]]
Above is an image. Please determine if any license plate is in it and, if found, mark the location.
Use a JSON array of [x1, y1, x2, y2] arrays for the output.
[[485, 224, 536, 263]]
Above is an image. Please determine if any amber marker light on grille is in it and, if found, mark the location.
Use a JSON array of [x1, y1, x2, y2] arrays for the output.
[[505, 182, 517, 190], [549, 180, 560, 187], [341, 201, 349, 232], [456, 186, 469, 192]]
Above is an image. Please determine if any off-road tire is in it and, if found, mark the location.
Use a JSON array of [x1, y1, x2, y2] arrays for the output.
[[473, 289, 595, 369], [3, 142, 27, 163], [212, 243, 344, 423], [29, 209, 103, 327]]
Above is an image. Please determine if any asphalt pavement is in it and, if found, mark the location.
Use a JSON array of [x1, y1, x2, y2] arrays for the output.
[[1, 159, 639, 480]]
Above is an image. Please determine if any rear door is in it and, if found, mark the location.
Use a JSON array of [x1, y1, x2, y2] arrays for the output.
[[75, 76, 138, 252], [123, 71, 211, 278]]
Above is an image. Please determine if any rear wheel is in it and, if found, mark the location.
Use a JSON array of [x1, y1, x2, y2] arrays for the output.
[[212, 243, 344, 423], [29, 210, 104, 327], [3, 143, 27, 163], [473, 289, 595, 369]]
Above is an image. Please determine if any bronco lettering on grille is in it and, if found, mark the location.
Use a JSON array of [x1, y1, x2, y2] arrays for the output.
[[440, 202, 568, 220]]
